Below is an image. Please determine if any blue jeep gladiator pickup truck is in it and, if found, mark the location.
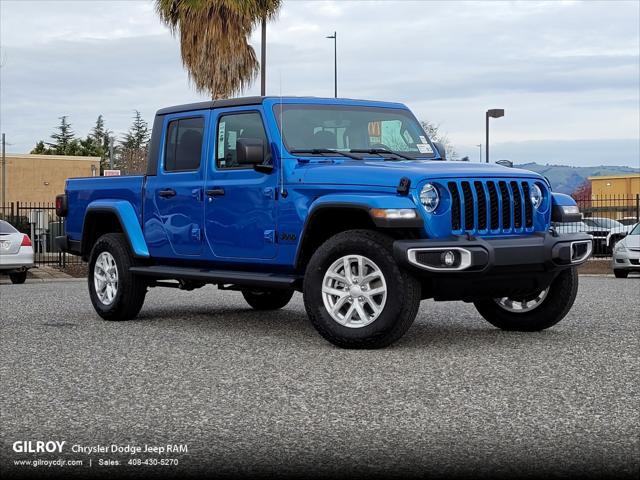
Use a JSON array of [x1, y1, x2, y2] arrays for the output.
[[55, 96, 592, 348]]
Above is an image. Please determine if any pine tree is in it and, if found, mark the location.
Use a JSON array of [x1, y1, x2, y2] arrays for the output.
[[121, 111, 150, 150], [30, 140, 50, 154], [118, 111, 149, 174], [47, 116, 76, 155]]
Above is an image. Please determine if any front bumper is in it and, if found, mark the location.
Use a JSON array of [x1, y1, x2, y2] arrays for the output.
[[612, 249, 640, 270], [393, 232, 593, 301]]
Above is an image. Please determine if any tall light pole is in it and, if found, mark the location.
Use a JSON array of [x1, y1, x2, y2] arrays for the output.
[[476, 143, 482, 163], [326, 31, 337, 97], [260, 17, 267, 96], [485, 109, 504, 163]]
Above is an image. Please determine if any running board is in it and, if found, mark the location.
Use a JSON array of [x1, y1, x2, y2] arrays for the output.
[[129, 266, 299, 289]]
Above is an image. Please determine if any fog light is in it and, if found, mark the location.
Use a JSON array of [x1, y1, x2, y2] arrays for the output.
[[442, 250, 456, 266]]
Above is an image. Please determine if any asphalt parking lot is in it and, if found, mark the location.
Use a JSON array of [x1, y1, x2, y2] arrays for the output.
[[1, 276, 638, 478]]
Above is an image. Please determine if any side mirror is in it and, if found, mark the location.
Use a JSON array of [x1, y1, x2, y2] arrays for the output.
[[495, 159, 513, 168], [433, 142, 447, 161], [236, 138, 264, 165]]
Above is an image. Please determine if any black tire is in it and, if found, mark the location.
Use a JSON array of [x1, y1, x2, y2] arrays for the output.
[[88, 233, 147, 321], [614, 269, 629, 278], [242, 288, 294, 310], [9, 271, 27, 284], [473, 267, 579, 332], [303, 229, 421, 349]]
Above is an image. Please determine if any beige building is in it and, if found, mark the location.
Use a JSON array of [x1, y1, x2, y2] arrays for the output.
[[589, 174, 640, 197], [0, 154, 100, 205]]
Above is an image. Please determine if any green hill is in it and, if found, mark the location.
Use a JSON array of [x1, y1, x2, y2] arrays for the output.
[[514, 162, 639, 194]]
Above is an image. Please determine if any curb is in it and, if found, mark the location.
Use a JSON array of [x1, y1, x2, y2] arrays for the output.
[[0, 277, 85, 285]]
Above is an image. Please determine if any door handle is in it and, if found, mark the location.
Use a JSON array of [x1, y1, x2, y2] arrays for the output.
[[158, 189, 176, 198], [206, 188, 225, 197]]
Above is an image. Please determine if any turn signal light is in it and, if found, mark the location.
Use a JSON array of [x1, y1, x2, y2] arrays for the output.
[[21, 235, 32, 247]]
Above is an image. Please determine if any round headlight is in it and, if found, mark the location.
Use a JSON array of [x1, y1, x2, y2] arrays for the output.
[[530, 184, 543, 209], [420, 183, 440, 213]]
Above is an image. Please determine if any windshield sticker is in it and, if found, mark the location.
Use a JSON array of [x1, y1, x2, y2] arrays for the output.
[[419, 136, 428, 144], [218, 122, 226, 158], [416, 143, 433, 154]]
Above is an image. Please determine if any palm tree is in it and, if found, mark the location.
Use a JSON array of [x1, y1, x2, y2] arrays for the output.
[[156, 0, 281, 99]]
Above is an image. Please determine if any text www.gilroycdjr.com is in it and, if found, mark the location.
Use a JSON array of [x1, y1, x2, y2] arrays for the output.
[[13, 458, 84, 468]]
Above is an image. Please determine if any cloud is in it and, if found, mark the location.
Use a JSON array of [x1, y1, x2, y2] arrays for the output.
[[0, 0, 638, 168]]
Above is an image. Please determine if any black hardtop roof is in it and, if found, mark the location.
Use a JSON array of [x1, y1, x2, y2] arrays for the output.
[[156, 96, 265, 116], [155, 96, 399, 116]]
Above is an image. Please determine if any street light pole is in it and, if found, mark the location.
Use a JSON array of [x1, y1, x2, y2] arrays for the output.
[[326, 31, 337, 97], [260, 16, 266, 96], [485, 109, 504, 163]]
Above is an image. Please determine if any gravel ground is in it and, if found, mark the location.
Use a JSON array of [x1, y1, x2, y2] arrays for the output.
[[0, 277, 638, 479]]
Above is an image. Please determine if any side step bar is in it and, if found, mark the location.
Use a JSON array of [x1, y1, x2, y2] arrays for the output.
[[129, 266, 299, 289]]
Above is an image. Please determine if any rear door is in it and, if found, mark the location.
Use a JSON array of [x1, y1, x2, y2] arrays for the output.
[[204, 107, 278, 260], [144, 111, 209, 257]]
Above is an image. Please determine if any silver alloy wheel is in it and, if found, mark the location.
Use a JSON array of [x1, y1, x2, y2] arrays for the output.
[[94, 251, 118, 306], [494, 287, 550, 313], [321, 254, 387, 328]]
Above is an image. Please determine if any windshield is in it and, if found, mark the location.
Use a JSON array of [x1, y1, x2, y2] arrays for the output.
[[584, 218, 623, 229], [630, 223, 640, 235], [0, 220, 18, 234], [273, 104, 436, 158]]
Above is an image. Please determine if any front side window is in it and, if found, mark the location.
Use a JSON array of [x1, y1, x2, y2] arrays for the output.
[[216, 112, 269, 169], [164, 117, 204, 172], [273, 104, 435, 158]]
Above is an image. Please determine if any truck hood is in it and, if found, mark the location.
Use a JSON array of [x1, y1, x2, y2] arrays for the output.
[[298, 159, 543, 187]]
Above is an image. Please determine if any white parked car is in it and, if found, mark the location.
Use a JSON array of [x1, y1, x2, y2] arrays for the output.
[[0, 220, 34, 284], [583, 217, 632, 252], [612, 223, 640, 278]]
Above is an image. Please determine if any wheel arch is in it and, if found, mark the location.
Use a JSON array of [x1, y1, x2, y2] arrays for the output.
[[81, 200, 149, 259], [294, 198, 422, 273]]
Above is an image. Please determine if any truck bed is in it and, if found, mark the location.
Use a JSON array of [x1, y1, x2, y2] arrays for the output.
[[64, 175, 145, 242]]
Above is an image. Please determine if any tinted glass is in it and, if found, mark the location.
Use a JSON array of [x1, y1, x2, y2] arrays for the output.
[[0, 220, 18, 234], [164, 117, 204, 172], [273, 105, 434, 157], [216, 112, 269, 169], [630, 223, 640, 235]]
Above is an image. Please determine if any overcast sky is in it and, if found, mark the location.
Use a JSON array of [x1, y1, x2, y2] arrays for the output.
[[1, 0, 639, 167]]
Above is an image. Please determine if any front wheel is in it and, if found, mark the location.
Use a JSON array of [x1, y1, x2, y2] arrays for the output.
[[614, 269, 629, 278], [242, 288, 294, 310], [88, 233, 147, 321], [303, 230, 421, 349], [9, 271, 27, 284], [473, 267, 579, 331]]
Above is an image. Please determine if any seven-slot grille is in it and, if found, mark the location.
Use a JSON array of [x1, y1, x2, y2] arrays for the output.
[[446, 179, 536, 234]]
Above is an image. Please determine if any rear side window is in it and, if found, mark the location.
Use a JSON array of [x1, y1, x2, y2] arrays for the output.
[[0, 220, 18, 234], [164, 117, 204, 172]]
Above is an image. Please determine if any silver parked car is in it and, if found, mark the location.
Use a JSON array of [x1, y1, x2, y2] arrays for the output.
[[612, 223, 640, 278], [0, 220, 34, 284]]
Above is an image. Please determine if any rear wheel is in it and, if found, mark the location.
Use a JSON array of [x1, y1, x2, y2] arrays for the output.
[[614, 269, 629, 278], [88, 233, 147, 321], [242, 288, 294, 310], [303, 230, 421, 349], [9, 271, 27, 284], [474, 267, 579, 331]]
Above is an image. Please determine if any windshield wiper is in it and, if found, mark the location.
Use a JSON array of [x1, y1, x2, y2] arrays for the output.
[[290, 148, 362, 160], [349, 148, 413, 160]]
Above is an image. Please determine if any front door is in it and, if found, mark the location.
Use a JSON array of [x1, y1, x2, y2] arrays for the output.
[[205, 108, 278, 260], [145, 112, 208, 257]]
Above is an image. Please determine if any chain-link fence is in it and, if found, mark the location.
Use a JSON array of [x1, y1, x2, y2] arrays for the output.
[[0, 202, 85, 268]]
